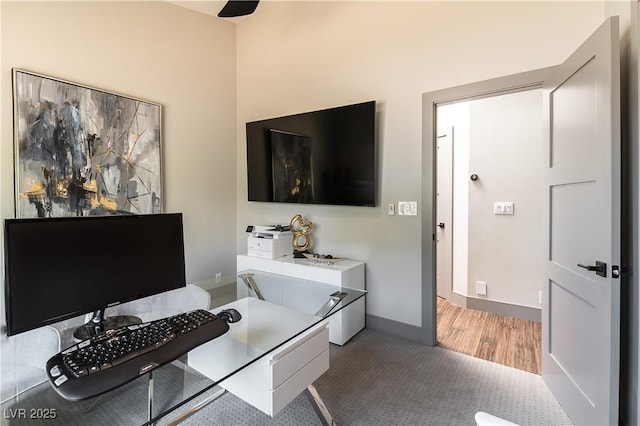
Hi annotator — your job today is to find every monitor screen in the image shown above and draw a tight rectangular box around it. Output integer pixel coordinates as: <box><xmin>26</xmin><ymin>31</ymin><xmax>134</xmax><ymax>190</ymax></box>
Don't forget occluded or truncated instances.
<box><xmin>3</xmin><ymin>213</ymin><xmax>186</xmax><ymax>336</ymax></box>
<box><xmin>246</xmin><ymin>101</ymin><xmax>377</xmax><ymax>206</ymax></box>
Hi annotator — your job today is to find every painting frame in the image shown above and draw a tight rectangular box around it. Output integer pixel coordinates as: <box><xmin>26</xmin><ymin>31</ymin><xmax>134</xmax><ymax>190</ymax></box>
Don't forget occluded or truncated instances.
<box><xmin>12</xmin><ymin>68</ymin><xmax>163</xmax><ymax>218</ymax></box>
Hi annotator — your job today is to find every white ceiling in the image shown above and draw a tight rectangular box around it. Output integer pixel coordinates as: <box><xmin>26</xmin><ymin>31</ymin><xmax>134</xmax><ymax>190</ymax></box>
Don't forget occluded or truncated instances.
<box><xmin>166</xmin><ymin>0</ymin><xmax>260</xmax><ymax>22</ymax></box>
<box><xmin>166</xmin><ymin>1</ymin><xmax>226</xmax><ymax>17</ymax></box>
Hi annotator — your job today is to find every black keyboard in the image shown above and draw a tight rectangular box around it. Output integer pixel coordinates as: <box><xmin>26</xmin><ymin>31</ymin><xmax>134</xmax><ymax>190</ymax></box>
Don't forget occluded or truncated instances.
<box><xmin>46</xmin><ymin>309</ymin><xmax>232</xmax><ymax>401</ymax></box>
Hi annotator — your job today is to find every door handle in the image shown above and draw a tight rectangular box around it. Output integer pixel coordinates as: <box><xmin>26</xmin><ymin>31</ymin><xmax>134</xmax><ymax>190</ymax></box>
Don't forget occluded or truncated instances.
<box><xmin>437</xmin><ymin>223</ymin><xmax>445</xmax><ymax>229</ymax></box>
<box><xmin>577</xmin><ymin>261</ymin><xmax>607</xmax><ymax>278</ymax></box>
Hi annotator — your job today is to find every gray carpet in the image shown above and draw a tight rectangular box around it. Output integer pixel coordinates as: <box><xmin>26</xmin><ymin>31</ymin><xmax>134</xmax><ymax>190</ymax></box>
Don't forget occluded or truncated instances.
<box><xmin>175</xmin><ymin>329</ymin><xmax>572</xmax><ymax>426</ymax></box>
<box><xmin>1</xmin><ymin>329</ymin><xmax>570</xmax><ymax>425</ymax></box>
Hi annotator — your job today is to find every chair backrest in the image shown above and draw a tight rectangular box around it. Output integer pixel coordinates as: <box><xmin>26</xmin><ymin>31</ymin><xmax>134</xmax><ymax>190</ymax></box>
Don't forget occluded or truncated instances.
<box><xmin>1</xmin><ymin>326</ymin><xmax>61</xmax><ymax>403</ymax></box>
<box><xmin>161</xmin><ymin>284</ymin><xmax>211</xmax><ymax>315</ymax></box>
<box><xmin>475</xmin><ymin>412</ymin><xmax>519</xmax><ymax>426</ymax></box>
<box><xmin>106</xmin><ymin>284</ymin><xmax>211</xmax><ymax>322</ymax></box>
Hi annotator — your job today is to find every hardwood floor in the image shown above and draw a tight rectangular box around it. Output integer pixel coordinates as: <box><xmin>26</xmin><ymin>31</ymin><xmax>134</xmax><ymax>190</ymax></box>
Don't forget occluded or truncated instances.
<box><xmin>436</xmin><ymin>297</ymin><xmax>542</xmax><ymax>375</ymax></box>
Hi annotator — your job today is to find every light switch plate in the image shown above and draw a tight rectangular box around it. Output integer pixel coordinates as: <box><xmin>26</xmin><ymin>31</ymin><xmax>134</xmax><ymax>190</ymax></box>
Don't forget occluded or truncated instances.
<box><xmin>493</xmin><ymin>201</ymin><xmax>514</xmax><ymax>215</ymax></box>
<box><xmin>398</xmin><ymin>201</ymin><xmax>418</xmax><ymax>216</ymax></box>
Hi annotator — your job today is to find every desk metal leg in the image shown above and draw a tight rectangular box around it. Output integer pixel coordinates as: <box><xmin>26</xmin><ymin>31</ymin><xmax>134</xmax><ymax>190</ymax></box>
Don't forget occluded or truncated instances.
<box><xmin>314</xmin><ymin>291</ymin><xmax>348</xmax><ymax>318</ymax></box>
<box><xmin>164</xmin><ymin>388</ymin><xmax>227</xmax><ymax>426</ymax></box>
<box><xmin>239</xmin><ymin>273</ymin><xmax>265</xmax><ymax>300</ymax></box>
<box><xmin>305</xmin><ymin>384</ymin><xmax>337</xmax><ymax>426</ymax></box>
<box><xmin>148</xmin><ymin>371</ymin><xmax>154</xmax><ymax>425</ymax></box>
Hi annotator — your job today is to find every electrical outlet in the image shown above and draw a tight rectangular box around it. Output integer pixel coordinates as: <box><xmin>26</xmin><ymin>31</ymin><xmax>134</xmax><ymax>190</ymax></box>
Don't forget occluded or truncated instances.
<box><xmin>476</xmin><ymin>281</ymin><xmax>487</xmax><ymax>296</ymax></box>
<box><xmin>538</xmin><ymin>291</ymin><xmax>543</xmax><ymax>305</ymax></box>
<box><xmin>215</xmin><ymin>273</ymin><xmax>222</xmax><ymax>284</ymax></box>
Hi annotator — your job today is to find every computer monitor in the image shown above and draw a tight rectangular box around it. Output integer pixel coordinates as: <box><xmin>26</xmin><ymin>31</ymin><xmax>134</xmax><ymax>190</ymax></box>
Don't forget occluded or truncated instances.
<box><xmin>3</xmin><ymin>213</ymin><xmax>186</xmax><ymax>339</ymax></box>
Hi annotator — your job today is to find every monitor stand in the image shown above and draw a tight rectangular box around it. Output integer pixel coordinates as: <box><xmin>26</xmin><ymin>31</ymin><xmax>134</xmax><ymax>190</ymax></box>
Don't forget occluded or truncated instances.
<box><xmin>73</xmin><ymin>309</ymin><xmax>142</xmax><ymax>340</ymax></box>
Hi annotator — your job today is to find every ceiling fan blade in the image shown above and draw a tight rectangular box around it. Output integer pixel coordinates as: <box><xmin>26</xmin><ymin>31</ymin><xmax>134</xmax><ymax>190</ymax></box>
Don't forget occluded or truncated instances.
<box><xmin>218</xmin><ymin>1</ymin><xmax>259</xmax><ymax>18</ymax></box>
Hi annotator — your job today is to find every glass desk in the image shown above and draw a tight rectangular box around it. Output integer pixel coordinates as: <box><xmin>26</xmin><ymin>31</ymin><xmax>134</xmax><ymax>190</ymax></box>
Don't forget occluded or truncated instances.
<box><xmin>1</xmin><ymin>270</ymin><xmax>366</xmax><ymax>425</ymax></box>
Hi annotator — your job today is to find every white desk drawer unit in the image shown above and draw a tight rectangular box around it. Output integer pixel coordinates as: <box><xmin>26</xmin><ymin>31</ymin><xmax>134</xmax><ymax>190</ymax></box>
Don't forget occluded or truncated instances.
<box><xmin>188</xmin><ymin>298</ymin><xmax>329</xmax><ymax>417</ymax></box>
<box><xmin>217</xmin><ymin>320</ymin><xmax>329</xmax><ymax>417</ymax></box>
<box><xmin>271</xmin><ymin>324</ymin><xmax>328</xmax><ymax>387</ymax></box>
<box><xmin>237</xmin><ymin>254</ymin><xmax>365</xmax><ymax>345</ymax></box>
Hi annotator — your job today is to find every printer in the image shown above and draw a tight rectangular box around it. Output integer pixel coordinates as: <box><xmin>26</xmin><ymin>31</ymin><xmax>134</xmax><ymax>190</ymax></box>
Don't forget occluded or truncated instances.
<box><xmin>247</xmin><ymin>225</ymin><xmax>293</xmax><ymax>259</ymax></box>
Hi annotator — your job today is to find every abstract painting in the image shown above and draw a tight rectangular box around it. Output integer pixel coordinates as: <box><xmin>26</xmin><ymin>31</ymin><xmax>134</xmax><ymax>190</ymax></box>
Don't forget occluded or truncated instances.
<box><xmin>12</xmin><ymin>69</ymin><xmax>162</xmax><ymax>218</ymax></box>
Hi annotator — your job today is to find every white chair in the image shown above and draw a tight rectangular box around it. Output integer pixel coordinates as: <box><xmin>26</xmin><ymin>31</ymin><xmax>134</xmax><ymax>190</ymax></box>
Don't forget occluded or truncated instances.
<box><xmin>475</xmin><ymin>411</ymin><xmax>519</xmax><ymax>426</ymax></box>
<box><xmin>1</xmin><ymin>326</ymin><xmax>61</xmax><ymax>403</ymax></box>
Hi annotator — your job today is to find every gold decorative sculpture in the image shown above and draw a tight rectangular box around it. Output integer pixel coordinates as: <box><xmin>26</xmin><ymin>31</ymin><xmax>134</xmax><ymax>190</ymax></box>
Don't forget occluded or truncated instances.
<box><xmin>290</xmin><ymin>214</ymin><xmax>313</xmax><ymax>254</ymax></box>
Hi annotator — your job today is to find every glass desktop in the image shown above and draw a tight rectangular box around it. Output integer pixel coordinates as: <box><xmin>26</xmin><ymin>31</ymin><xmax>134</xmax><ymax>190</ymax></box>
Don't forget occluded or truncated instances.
<box><xmin>0</xmin><ymin>271</ymin><xmax>366</xmax><ymax>425</ymax></box>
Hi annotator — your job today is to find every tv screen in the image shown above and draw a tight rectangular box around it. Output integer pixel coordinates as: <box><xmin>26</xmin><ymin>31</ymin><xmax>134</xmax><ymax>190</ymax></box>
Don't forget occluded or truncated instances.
<box><xmin>3</xmin><ymin>213</ymin><xmax>186</xmax><ymax>336</ymax></box>
<box><xmin>246</xmin><ymin>101</ymin><xmax>376</xmax><ymax>206</ymax></box>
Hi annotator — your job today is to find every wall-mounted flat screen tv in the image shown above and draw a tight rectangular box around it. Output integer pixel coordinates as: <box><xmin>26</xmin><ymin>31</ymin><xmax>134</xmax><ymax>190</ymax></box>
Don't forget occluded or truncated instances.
<box><xmin>246</xmin><ymin>101</ymin><xmax>376</xmax><ymax>207</ymax></box>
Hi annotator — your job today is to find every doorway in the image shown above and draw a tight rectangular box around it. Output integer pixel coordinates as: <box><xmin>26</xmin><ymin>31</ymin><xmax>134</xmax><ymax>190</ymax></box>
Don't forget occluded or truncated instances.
<box><xmin>434</xmin><ymin>88</ymin><xmax>545</xmax><ymax>374</ymax></box>
<box><xmin>420</xmin><ymin>69</ymin><xmax>553</xmax><ymax>353</ymax></box>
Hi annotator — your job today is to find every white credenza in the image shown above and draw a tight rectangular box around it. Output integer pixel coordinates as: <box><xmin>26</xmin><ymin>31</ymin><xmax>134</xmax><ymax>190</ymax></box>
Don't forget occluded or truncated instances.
<box><xmin>237</xmin><ymin>254</ymin><xmax>366</xmax><ymax>345</ymax></box>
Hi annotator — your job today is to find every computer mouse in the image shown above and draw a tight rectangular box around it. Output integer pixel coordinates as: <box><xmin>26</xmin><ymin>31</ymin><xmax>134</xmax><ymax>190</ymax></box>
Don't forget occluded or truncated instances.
<box><xmin>217</xmin><ymin>308</ymin><xmax>242</xmax><ymax>324</ymax></box>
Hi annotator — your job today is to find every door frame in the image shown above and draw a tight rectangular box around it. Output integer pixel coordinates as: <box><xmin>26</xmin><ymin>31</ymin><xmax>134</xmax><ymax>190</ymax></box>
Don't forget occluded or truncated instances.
<box><xmin>421</xmin><ymin>67</ymin><xmax>555</xmax><ymax>346</ymax></box>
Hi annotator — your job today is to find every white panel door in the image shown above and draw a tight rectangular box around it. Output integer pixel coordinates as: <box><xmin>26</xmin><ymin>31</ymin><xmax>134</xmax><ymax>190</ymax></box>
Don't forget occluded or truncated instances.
<box><xmin>543</xmin><ymin>17</ymin><xmax>621</xmax><ymax>426</ymax></box>
<box><xmin>436</xmin><ymin>128</ymin><xmax>453</xmax><ymax>301</ymax></box>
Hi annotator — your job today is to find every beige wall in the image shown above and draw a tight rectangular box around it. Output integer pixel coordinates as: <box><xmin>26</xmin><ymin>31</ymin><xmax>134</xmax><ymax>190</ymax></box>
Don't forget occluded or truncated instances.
<box><xmin>0</xmin><ymin>1</ymin><xmax>238</xmax><ymax>290</ymax></box>
<box><xmin>235</xmin><ymin>1</ymin><xmax>605</xmax><ymax>326</ymax></box>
